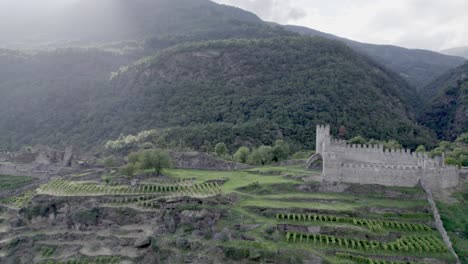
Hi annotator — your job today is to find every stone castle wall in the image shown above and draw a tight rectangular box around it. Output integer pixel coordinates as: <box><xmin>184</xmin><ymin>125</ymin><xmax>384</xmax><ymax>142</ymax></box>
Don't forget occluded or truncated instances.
<box><xmin>314</xmin><ymin>125</ymin><xmax>460</xmax><ymax>191</ymax></box>
<box><xmin>0</xmin><ymin>148</ymin><xmax>72</xmax><ymax>178</ymax></box>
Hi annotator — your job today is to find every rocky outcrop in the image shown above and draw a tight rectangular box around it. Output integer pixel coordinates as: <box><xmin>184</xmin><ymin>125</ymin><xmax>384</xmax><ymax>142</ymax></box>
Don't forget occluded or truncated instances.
<box><xmin>170</xmin><ymin>151</ymin><xmax>252</xmax><ymax>171</ymax></box>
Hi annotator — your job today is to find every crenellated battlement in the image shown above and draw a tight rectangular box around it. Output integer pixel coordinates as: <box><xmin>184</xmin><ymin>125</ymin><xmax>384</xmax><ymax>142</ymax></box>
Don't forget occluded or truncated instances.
<box><xmin>312</xmin><ymin>124</ymin><xmax>460</xmax><ymax>191</ymax></box>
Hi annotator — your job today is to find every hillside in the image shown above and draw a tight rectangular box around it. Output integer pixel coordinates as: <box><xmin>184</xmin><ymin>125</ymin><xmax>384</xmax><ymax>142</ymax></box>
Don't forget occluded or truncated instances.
<box><xmin>420</xmin><ymin>62</ymin><xmax>468</xmax><ymax>140</ymax></box>
<box><xmin>285</xmin><ymin>25</ymin><xmax>466</xmax><ymax>93</ymax></box>
<box><xmin>0</xmin><ymin>0</ymin><xmax>264</xmax><ymax>46</ymax></box>
<box><xmin>99</xmin><ymin>37</ymin><xmax>433</xmax><ymax>151</ymax></box>
<box><xmin>0</xmin><ymin>38</ymin><xmax>436</xmax><ymax>151</ymax></box>
<box><xmin>441</xmin><ymin>46</ymin><xmax>468</xmax><ymax>59</ymax></box>
<box><xmin>0</xmin><ymin>48</ymin><xmax>131</xmax><ymax>149</ymax></box>
<box><xmin>0</xmin><ymin>0</ymin><xmax>460</xmax><ymax>152</ymax></box>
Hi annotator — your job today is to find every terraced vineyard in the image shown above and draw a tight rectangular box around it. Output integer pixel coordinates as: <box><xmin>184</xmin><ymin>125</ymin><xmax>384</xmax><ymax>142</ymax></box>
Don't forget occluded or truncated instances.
<box><xmin>0</xmin><ymin>175</ymin><xmax>34</xmax><ymax>191</ymax></box>
<box><xmin>0</xmin><ymin>165</ymin><xmax>463</xmax><ymax>263</ymax></box>
<box><xmin>38</xmin><ymin>178</ymin><xmax>221</xmax><ymax>198</ymax></box>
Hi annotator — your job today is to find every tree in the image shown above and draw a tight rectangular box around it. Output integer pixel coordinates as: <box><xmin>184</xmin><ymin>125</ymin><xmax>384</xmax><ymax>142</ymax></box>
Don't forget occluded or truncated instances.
<box><xmin>445</xmin><ymin>157</ymin><xmax>462</xmax><ymax>167</ymax></box>
<box><xmin>272</xmin><ymin>140</ymin><xmax>290</xmax><ymax>162</ymax></box>
<box><xmin>383</xmin><ymin>140</ymin><xmax>402</xmax><ymax>150</ymax></box>
<box><xmin>248</xmin><ymin>146</ymin><xmax>273</xmax><ymax>165</ymax></box>
<box><xmin>455</xmin><ymin>133</ymin><xmax>468</xmax><ymax>144</ymax></box>
<box><xmin>128</xmin><ymin>152</ymin><xmax>140</xmax><ymax>164</ymax></box>
<box><xmin>121</xmin><ymin>163</ymin><xmax>136</xmax><ymax>177</ymax></box>
<box><xmin>349</xmin><ymin>136</ymin><xmax>367</xmax><ymax>145</ymax></box>
<box><xmin>214</xmin><ymin>142</ymin><xmax>228</xmax><ymax>157</ymax></box>
<box><xmin>368</xmin><ymin>139</ymin><xmax>381</xmax><ymax>146</ymax></box>
<box><xmin>415</xmin><ymin>145</ymin><xmax>426</xmax><ymax>153</ymax></box>
<box><xmin>338</xmin><ymin>125</ymin><xmax>346</xmax><ymax>139</ymax></box>
<box><xmin>139</xmin><ymin>149</ymin><xmax>172</xmax><ymax>175</ymax></box>
<box><xmin>103</xmin><ymin>155</ymin><xmax>116</xmax><ymax>168</ymax></box>
<box><xmin>233</xmin><ymin>147</ymin><xmax>250</xmax><ymax>163</ymax></box>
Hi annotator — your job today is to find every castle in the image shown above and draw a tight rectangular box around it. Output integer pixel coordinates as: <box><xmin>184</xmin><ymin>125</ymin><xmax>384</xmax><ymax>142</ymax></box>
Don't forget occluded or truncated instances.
<box><xmin>310</xmin><ymin>125</ymin><xmax>460</xmax><ymax>191</ymax></box>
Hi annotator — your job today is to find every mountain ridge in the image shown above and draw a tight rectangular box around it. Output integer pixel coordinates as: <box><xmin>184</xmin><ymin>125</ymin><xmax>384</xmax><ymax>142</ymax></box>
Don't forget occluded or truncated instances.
<box><xmin>441</xmin><ymin>46</ymin><xmax>468</xmax><ymax>59</ymax></box>
<box><xmin>285</xmin><ymin>25</ymin><xmax>466</xmax><ymax>92</ymax></box>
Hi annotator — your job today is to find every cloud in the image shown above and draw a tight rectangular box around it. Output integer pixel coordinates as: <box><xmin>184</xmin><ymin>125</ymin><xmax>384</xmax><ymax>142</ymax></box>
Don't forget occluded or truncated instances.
<box><xmin>212</xmin><ymin>0</ymin><xmax>468</xmax><ymax>50</ymax></box>
<box><xmin>216</xmin><ymin>0</ymin><xmax>306</xmax><ymax>23</ymax></box>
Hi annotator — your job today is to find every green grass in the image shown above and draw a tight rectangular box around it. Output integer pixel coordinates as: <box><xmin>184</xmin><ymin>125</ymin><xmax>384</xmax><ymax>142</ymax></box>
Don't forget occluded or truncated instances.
<box><xmin>246</xmin><ymin>165</ymin><xmax>319</xmax><ymax>177</ymax></box>
<box><xmin>164</xmin><ymin>168</ymin><xmax>301</xmax><ymax>193</ymax></box>
<box><xmin>437</xmin><ymin>188</ymin><xmax>468</xmax><ymax>264</ymax></box>
<box><xmin>0</xmin><ymin>175</ymin><xmax>34</xmax><ymax>191</ymax></box>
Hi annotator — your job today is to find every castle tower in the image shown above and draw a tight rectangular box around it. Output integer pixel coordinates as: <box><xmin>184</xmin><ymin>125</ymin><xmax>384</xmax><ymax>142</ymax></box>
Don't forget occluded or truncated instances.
<box><xmin>316</xmin><ymin>125</ymin><xmax>330</xmax><ymax>155</ymax></box>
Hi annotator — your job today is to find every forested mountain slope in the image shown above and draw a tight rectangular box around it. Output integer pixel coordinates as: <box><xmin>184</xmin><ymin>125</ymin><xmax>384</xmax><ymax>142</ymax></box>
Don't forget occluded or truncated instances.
<box><xmin>286</xmin><ymin>25</ymin><xmax>466</xmax><ymax>93</ymax></box>
<box><xmin>0</xmin><ymin>38</ymin><xmax>435</xmax><ymax>151</ymax></box>
<box><xmin>420</xmin><ymin>62</ymin><xmax>468</xmax><ymax>140</ymax></box>
<box><xmin>99</xmin><ymin>38</ymin><xmax>434</xmax><ymax>150</ymax></box>
<box><xmin>0</xmin><ymin>0</ymin><xmax>460</xmax><ymax>152</ymax></box>
<box><xmin>0</xmin><ymin>48</ymin><xmax>131</xmax><ymax>149</ymax></box>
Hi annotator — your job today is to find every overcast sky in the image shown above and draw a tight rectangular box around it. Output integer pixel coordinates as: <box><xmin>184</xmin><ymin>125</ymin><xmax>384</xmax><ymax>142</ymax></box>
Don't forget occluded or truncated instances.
<box><xmin>213</xmin><ymin>0</ymin><xmax>468</xmax><ymax>51</ymax></box>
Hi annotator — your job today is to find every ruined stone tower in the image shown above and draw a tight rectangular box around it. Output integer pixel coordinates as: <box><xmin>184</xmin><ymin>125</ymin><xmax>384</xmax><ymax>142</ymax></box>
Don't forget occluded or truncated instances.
<box><xmin>315</xmin><ymin>124</ymin><xmax>330</xmax><ymax>155</ymax></box>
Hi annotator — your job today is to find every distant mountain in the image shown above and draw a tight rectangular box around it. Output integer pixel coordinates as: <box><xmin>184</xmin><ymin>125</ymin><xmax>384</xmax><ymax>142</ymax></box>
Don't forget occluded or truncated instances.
<box><xmin>420</xmin><ymin>62</ymin><xmax>468</xmax><ymax>140</ymax></box>
<box><xmin>285</xmin><ymin>25</ymin><xmax>466</xmax><ymax>92</ymax></box>
<box><xmin>441</xmin><ymin>46</ymin><xmax>468</xmax><ymax>59</ymax></box>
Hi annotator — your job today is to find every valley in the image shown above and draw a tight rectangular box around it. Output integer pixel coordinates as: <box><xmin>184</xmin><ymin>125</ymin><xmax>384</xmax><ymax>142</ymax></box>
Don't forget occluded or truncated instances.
<box><xmin>0</xmin><ymin>0</ymin><xmax>466</xmax><ymax>263</ymax></box>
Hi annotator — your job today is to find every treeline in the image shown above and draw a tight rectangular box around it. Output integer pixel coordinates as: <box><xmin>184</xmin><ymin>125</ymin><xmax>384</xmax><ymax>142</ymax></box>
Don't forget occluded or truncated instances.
<box><xmin>105</xmin><ymin>130</ymin><xmax>312</xmax><ymax>166</ymax></box>
<box><xmin>212</xmin><ymin>140</ymin><xmax>312</xmax><ymax>165</ymax></box>
<box><xmin>0</xmin><ymin>33</ymin><xmax>438</xmax><ymax>152</ymax></box>
<box><xmin>348</xmin><ymin>133</ymin><xmax>468</xmax><ymax>166</ymax></box>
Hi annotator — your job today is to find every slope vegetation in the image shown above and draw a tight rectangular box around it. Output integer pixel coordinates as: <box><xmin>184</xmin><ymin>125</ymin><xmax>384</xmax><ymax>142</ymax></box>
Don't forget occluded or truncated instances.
<box><xmin>420</xmin><ymin>62</ymin><xmax>468</xmax><ymax>140</ymax></box>
<box><xmin>286</xmin><ymin>25</ymin><xmax>466</xmax><ymax>93</ymax></box>
<box><xmin>102</xmin><ymin>37</ymin><xmax>433</xmax><ymax>150</ymax></box>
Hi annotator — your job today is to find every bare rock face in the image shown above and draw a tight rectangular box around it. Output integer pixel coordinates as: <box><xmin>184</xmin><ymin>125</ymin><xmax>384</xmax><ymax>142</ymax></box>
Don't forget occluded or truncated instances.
<box><xmin>134</xmin><ymin>237</ymin><xmax>151</xmax><ymax>248</ymax></box>
<box><xmin>170</xmin><ymin>151</ymin><xmax>252</xmax><ymax>171</ymax></box>
<box><xmin>140</xmin><ymin>251</ymin><xmax>161</xmax><ymax>264</ymax></box>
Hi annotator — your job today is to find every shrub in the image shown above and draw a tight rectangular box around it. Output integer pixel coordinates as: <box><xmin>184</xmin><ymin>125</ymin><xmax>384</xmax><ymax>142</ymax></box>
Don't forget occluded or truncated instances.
<box><xmin>215</xmin><ymin>142</ymin><xmax>228</xmax><ymax>157</ymax></box>
<box><xmin>291</xmin><ymin>150</ymin><xmax>314</xmax><ymax>159</ymax></box>
<box><xmin>138</xmin><ymin>149</ymin><xmax>172</xmax><ymax>175</ymax></box>
<box><xmin>121</xmin><ymin>163</ymin><xmax>136</xmax><ymax>176</ymax></box>
<box><xmin>233</xmin><ymin>146</ymin><xmax>250</xmax><ymax>163</ymax></box>
<box><xmin>248</xmin><ymin>146</ymin><xmax>273</xmax><ymax>165</ymax></box>
<box><xmin>103</xmin><ymin>155</ymin><xmax>117</xmax><ymax>167</ymax></box>
<box><xmin>272</xmin><ymin>140</ymin><xmax>290</xmax><ymax>162</ymax></box>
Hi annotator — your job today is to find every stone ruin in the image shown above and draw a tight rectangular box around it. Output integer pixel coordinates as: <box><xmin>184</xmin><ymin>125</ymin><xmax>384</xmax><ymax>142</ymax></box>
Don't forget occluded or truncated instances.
<box><xmin>308</xmin><ymin>125</ymin><xmax>460</xmax><ymax>191</ymax></box>
<box><xmin>0</xmin><ymin>147</ymin><xmax>74</xmax><ymax>178</ymax></box>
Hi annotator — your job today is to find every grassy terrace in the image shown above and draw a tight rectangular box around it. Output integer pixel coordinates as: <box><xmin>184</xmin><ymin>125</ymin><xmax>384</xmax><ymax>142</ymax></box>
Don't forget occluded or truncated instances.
<box><xmin>0</xmin><ymin>165</ymin><xmax>459</xmax><ymax>264</ymax></box>
<box><xmin>162</xmin><ymin>166</ymin><xmax>453</xmax><ymax>263</ymax></box>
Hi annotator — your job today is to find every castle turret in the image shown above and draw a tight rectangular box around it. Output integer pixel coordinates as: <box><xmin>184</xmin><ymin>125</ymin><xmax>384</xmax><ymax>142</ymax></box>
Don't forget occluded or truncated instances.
<box><xmin>316</xmin><ymin>125</ymin><xmax>330</xmax><ymax>155</ymax></box>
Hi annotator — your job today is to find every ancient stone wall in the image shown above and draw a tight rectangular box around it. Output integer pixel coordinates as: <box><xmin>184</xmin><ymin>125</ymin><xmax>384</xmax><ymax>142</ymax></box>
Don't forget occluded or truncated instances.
<box><xmin>169</xmin><ymin>152</ymin><xmax>252</xmax><ymax>171</ymax></box>
<box><xmin>314</xmin><ymin>125</ymin><xmax>460</xmax><ymax>191</ymax></box>
<box><xmin>0</xmin><ymin>162</ymin><xmax>60</xmax><ymax>178</ymax></box>
<box><xmin>0</xmin><ymin>148</ymin><xmax>72</xmax><ymax>178</ymax></box>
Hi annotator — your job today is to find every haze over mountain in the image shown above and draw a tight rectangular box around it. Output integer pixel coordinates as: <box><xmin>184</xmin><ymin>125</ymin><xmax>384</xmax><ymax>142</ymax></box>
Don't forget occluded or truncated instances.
<box><xmin>0</xmin><ymin>0</ymin><xmax>262</xmax><ymax>47</ymax></box>
<box><xmin>441</xmin><ymin>46</ymin><xmax>468</xmax><ymax>59</ymax></box>
<box><xmin>0</xmin><ymin>0</ymin><xmax>464</xmax><ymax>152</ymax></box>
